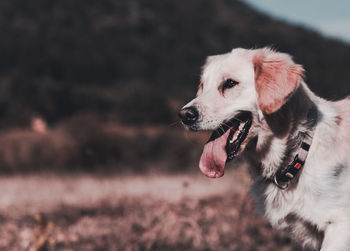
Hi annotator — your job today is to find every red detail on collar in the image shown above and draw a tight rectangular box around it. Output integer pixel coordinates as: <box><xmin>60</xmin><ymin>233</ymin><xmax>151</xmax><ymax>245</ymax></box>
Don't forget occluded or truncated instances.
<box><xmin>294</xmin><ymin>163</ymin><xmax>302</xmax><ymax>169</ymax></box>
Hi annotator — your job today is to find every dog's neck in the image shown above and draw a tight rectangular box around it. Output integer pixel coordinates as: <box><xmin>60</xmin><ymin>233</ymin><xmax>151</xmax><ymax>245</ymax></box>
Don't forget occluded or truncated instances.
<box><xmin>265</xmin><ymin>84</ymin><xmax>316</xmax><ymax>136</ymax></box>
<box><xmin>245</xmin><ymin>83</ymin><xmax>319</xmax><ymax>182</ymax></box>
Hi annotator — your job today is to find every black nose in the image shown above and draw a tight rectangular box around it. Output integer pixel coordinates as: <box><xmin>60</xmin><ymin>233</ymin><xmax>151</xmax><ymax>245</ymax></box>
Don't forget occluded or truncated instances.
<box><xmin>179</xmin><ymin>106</ymin><xmax>199</xmax><ymax>125</ymax></box>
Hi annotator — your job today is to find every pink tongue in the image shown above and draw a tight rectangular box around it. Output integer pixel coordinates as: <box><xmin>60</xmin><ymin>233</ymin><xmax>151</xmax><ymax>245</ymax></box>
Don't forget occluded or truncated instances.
<box><xmin>199</xmin><ymin>129</ymin><xmax>231</xmax><ymax>178</ymax></box>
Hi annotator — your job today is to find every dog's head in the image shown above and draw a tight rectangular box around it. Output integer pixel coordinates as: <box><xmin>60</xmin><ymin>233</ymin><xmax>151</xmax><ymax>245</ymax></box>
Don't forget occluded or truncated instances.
<box><xmin>179</xmin><ymin>47</ymin><xmax>304</xmax><ymax>178</ymax></box>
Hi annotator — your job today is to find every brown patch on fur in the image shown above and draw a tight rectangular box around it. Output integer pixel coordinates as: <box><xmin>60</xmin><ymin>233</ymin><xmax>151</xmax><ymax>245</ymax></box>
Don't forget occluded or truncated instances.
<box><xmin>253</xmin><ymin>49</ymin><xmax>304</xmax><ymax>115</ymax></box>
<box><xmin>282</xmin><ymin>213</ymin><xmax>324</xmax><ymax>250</ymax></box>
<box><xmin>264</xmin><ymin>109</ymin><xmax>291</xmax><ymax>137</ymax></box>
<box><xmin>335</xmin><ymin>115</ymin><xmax>342</xmax><ymax>126</ymax></box>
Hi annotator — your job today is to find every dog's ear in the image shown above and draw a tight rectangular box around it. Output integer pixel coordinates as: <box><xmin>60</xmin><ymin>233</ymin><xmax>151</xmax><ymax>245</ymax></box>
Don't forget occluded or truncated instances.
<box><xmin>253</xmin><ymin>48</ymin><xmax>304</xmax><ymax>114</ymax></box>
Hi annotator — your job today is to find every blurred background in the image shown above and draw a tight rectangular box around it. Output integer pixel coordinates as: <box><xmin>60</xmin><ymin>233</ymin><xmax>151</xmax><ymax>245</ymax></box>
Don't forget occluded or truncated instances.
<box><xmin>1</xmin><ymin>0</ymin><xmax>350</xmax><ymax>250</ymax></box>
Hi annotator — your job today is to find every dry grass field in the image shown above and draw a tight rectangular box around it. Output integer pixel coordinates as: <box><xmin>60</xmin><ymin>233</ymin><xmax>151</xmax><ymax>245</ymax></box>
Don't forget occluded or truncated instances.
<box><xmin>0</xmin><ymin>168</ymin><xmax>301</xmax><ymax>251</ymax></box>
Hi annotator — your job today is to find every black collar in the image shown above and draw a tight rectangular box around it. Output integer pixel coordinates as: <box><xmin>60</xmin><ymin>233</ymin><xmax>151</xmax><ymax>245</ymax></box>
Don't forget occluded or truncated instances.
<box><xmin>273</xmin><ymin>130</ymin><xmax>315</xmax><ymax>190</ymax></box>
<box><xmin>272</xmin><ymin>107</ymin><xmax>318</xmax><ymax>190</ymax></box>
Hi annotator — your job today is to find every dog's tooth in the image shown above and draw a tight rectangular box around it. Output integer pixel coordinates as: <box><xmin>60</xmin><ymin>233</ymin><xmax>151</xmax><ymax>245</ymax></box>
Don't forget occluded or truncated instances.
<box><xmin>239</xmin><ymin>122</ymin><xmax>245</xmax><ymax>131</ymax></box>
<box><xmin>229</xmin><ymin>131</ymin><xmax>237</xmax><ymax>143</ymax></box>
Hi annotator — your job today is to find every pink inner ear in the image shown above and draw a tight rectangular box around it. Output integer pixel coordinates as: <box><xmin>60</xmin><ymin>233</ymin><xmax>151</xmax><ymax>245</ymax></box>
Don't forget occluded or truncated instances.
<box><xmin>254</xmin><ymin>52</ymin><xmax>304</xmax><ymax>114</ymax></box>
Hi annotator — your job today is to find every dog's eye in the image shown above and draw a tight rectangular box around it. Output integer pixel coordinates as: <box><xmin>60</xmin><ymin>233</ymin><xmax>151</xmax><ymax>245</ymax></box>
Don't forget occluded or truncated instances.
<box><xmin>222</xmin><ymin>79</ymin><xmax>239</xmax><ymax>90</ymax></box>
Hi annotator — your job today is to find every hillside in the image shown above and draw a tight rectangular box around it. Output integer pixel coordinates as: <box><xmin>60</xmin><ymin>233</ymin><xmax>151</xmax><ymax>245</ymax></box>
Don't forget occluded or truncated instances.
<box><xmin>0</xmin><ymin>0</ymin><xmax>349</xmax><ymax>127</ymax></box>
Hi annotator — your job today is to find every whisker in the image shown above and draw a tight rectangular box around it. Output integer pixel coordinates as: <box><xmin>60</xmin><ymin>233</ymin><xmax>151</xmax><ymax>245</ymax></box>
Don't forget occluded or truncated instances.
<box><xmin>231</xmin><ymin>117</ymin><xmax>244</xmax><ymax>123</ymax></box>
<box><xmin>221</xmin><ymin>122</ymin><xmax>231</xmax><ymax>128</ymax></box>
<box><xmin>220</xmin><ymin>118</ymin><xmax>243</xmax><ymax>132</ymax></box>
<box><xmin>221</xmin><ymin>121</ymin><xmax>235</xmax><ymax>130</ymax></box>
<box><xmin>169</xmin><ymin>120</ymin><xmax>181</xmax><ymax>127</ymax></box>
<box><xmin>218</xmin><ymin>125</ymin><xmax>226</xmax><ymax>135</ymax></box>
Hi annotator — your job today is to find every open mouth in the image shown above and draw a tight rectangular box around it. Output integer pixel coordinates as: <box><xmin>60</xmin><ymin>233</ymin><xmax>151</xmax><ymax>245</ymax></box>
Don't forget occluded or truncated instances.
<box><xmin>199</xmin><ymin>112</ymin><xmax>252</xmax><ymax>178</ymax></box>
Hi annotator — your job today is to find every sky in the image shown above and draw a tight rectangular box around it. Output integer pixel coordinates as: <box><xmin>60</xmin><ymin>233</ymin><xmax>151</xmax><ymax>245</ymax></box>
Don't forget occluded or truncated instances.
<box><xmin>242</xmin><ymin>0</ymin><xmax>350</xmax><ymax>43</ymax></box>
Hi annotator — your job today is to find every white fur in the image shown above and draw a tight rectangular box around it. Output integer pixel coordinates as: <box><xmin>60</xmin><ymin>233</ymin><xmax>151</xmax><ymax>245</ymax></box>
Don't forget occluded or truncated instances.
<box><xmin>182</xmin><ymin>47</ymin><xmax>350</xmax><ymax>250</ymax></box>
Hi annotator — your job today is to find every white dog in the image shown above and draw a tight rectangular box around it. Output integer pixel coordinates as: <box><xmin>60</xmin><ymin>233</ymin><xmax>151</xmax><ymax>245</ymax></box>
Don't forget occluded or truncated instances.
<box><xmin>179</xmin><ymin>47</ymin><xmax>350</xmax><ymax>250</ymax></box>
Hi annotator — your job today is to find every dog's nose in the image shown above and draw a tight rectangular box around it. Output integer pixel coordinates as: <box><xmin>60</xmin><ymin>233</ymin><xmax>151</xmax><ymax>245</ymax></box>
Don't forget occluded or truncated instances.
<box><xmin>179</xmin><ymin>106</ymin><xmax>199</xmax><ymax>125</ymax></box>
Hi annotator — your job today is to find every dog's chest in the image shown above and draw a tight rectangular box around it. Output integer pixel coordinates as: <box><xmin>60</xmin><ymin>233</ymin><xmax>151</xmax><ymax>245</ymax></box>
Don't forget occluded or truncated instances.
<box><xmin>251</xmin><ymin>181</ymin><xmax>325</xmax><ymax>250</ymax></box>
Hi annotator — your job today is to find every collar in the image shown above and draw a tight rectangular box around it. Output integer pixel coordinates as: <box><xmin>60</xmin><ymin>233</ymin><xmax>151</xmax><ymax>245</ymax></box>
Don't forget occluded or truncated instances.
<box><xmin>273</xmin><ymin>126</ymin><xmax>316</xmax><ymax>190</ymax></box>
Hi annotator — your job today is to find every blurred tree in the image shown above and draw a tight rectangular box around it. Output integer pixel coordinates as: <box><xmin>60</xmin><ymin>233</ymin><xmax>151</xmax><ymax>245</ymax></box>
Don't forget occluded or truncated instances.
<box><xmin>0</xmin><ymin>0</ymin><xmax>349</xmax><ymax>127</ymax></box>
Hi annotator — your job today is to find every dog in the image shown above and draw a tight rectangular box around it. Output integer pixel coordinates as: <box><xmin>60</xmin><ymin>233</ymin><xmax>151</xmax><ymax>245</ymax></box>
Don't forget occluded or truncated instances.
<box><xmin>179</xmin><ymin>47</ymin><xmax>350</xmax><ymax>250</ymax></box>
